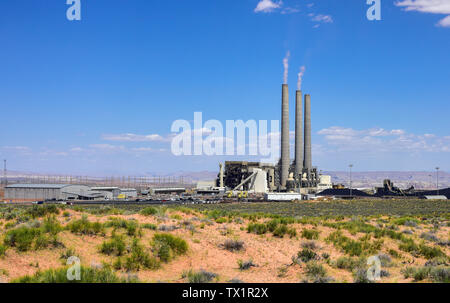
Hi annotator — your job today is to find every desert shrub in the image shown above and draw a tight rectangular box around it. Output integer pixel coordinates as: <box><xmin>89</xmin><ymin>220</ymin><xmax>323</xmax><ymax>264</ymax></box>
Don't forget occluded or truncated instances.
<box><xmin>297</xmin><ymin>249</ymin><xmax>318</xmax><ymax>263</ymax></box>
<box><xmin>113</xmin><ymin>257</ymin><xmax>123</xmax><ymax>270</ymax></box>
<box><xmin>125</xmin><ymin>220</ymin><xmax>140</xmax><ymax>237</ymax></box>
<box><xmin>287</xmin><ymin>227</ymin><xmax>297</xmax><ymax>238</ymax></box>
<box><xmin>305</xmin><ymin>262</ymin><xmax>327</xmax><ymax>280</ymax></box>
<box><xmin>182</xmin><ymin>269</ymin><xmax>217</xmax><ymax>283</ymax></box>
<box><xmin>428</xmin><ymin>266</ymin><xmax>450</xmax><ymax>283</ymax></box>
<box><xmin>100</xmin><ymin>234</ymin><xmax>126</xmax><ymax>256</ymax></box>
<box><xmin>336</xmin><ymin>257</ymin><xmax>362</xmax><ymax>271</ymax></box>
<box><xmin>67</xmin><ymin>215</ymin><xmax>104</xmax><ymax>236</ymax></box>
<box><xmin>158</xmin><ymin>225</ymin><xmax>176</xmax><ymax>232</ymax></box>
<box><xmin>222</xmin><ymin>239</ymin><xmax>244</xmax><ymax>252</ymax></box>
<box><xmin>142</xmin><ymin>223</ymin><xmax>157</xmax><ymax>230</ymax></box>
<box><xmin>388</xmin><ymin>249</ymin><xmax>401</xmax><ymax>258</ymax></box>
<box><xmin>353</xmin><ymin>267</ymin><xmax>372</xmax><ymax>283</ymax></box>
<box><xmin>4</xmin><ymin>226</ymin><xmax>41</xmax><ymax>251</ymax></box>
<box><xmin>237</xmin><ymin>259</ymin><xmax>256</xmax><ymax>270</ymax></box>
<box><xmin>401</xmin><ymin>267</ymin><xmax>416</xmax><ymax>279</ymax></box>
<box><xmin>418</xmin><ymin>244</ymin><xmax>445</xmax><ymax>259</ymax></box>
<box><xmin>62</xmin><ymin>211</ymin><xmax>70</xmax><ymax>217</ymax></box>
<box><xmin>399</xmin><ymin>237</ymin><xmax>419</xmax><ymax>254</ymax></box>
<box><xmin>0</xmin><ymin>244</ymin><xmax>6</xmax><ymax>257</ymax></box>
<box><xmin>215</xmin><ymin>217</ymin><xmax>227</xmax><ymax>224</ymax></box>
<box><xmin>140</xmin><ymin>207</ymin><xmax>158</xmax><ymax>216</ymax></box>
<box><xmin>420</xmin><ymin>232</ymin><xmax>439</xmax><ymax>242</ymax></box>
<box><xmin>153</xmin><ymin>233</ymin><xmax>188</xmax><ymax>256</ymax></box>
<box><xmin>170</xmin><ymin>214</ymin><xmax>182</xmax><ymax>220</ymax></box>
<box><xmin>12</xmin><ymin>266</ymin><xmax>128</xmax><ymax>283</ymax></box>
<box><xmin>34</xmin><ymin>234</ymin><xmax>54</xmax><ymax>250</ymax></box>
<box><xmin>266</xmin><ymin>219</ymin><xmax>280</xmax><ymax>232</ymax></box>
<box><xmin>392</xmin><ymin>217</ymin><xmax>419</xmax><ymax>227</ymax></box>
<box><xmin>124</xmin><ymin>239</ymin><xmax>160</xmax><ymax>271</ymax></box>
<box><xmin>41</xmin><ymin>216</ymin><xmax>62</xmax><ymax>236</ymax></box>
<box><xmin>60</xmin><ymin>248</ymin><xmax>77</xmax><ymax>260</ymax></box>
<box><xmin>301</xmin><ymin>241</ymin><xmax>319</xmax><ymax>250</ymax></box>
<box><xmin>273</xmin><ymin>225</ymin><xmax>288</xmax><ymax>238</ymax></box>
<box><xmin>26</xmin><ymin>205</ymin><xmax>60</xmax><ymax>219</ymax></box>
<box><xmin>301</xmin><ymin>229</ymin><xmax>319</xmax><ymax>240</ymax></box>
<box><xmin>377</xmin><ymin>253</ymin><xmax>393</xmax><ymax>267</ymax></box>
<box><xmin>247</xmin><ymin>223</ymin><xmax>267</xmax><ymax>235</ymax></box>
<box><xmin>424</xmin><ymin>257</ymin><xmax>448</xmax><ymax>267</ymax></box>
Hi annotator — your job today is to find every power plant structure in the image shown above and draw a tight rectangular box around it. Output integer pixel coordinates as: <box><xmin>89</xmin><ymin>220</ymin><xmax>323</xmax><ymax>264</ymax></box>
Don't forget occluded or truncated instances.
<box><xmin>217</xmin><ymin>78</ymin><xmax>326</xmax><ymax>198</ymax></box>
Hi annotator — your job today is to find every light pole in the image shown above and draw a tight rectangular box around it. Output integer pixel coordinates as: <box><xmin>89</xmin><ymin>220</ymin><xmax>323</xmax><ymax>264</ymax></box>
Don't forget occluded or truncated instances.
<box><xmin>435</xmin><ymin>167</ymin><xmax>440</xmax><ymax>196</ymax></box>
<box><xmin>349</xmin><ymin>164</ymin><xmax>353</xmax><ymax>198</ymax></box>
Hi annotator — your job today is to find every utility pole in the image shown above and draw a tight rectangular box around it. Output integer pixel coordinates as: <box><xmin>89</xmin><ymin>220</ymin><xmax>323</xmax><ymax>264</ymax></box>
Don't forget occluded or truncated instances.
<box><xmin>349</xmin><ymin>164</ymin><xmax>353</xmax><ymax>198</ymax></box>
<box><xmin>436</xmin><ymin>167</ymin><xmax>440</xmax><ymax>196</ymax></box>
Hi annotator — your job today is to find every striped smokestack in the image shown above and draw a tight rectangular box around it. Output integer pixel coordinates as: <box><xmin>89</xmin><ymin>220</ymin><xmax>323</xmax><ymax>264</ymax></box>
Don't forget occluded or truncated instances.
<box><xmin>280</xmin><ymin>84</ymin><xmax>290</xmax><ymax>188</ymax></box>
<box><xmin>303</xmin><ymin>94</ymin><xmax>312</xmax><ymax>170</ymax></box>
<box><xmin>295</xmin><ymin>90</ymin><xmax>303</xmax><ymax>178</ymax></box>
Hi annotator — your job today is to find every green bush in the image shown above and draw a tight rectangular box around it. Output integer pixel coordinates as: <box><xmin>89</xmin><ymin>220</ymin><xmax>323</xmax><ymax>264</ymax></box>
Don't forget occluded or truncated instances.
<box><xmin>297</xmin><ymin>249</ymin><xmax>318</xmax><ymax>263</ymax></box>
<box><xmin>273</xmin><ymin>225</ymin><xmax>288</xmax><ymax>238</ymax></box>
<box><xmin>247</xmin><ymin>223</ymin><xmax>267</xmax><ymax>235</ymax></box>
<box><xmin>124</xmin><ymin>239</ymin><xmax>160</xmax><ymax>271</ymax></box>
<box><xmin>4</xmin><ymin>226</ymin><xmax>41</xmax><ymax>251</ymax></box>
<box><xmin>26</xmin><ymin>205</ymin><xmax>60</xmax><ymax>219</ymax></box>
<box><xmin>222</xmin><ymin>239</ymin><xmax>244</xmax><ymax>252</ymax></box>
<box><xmin>12</xmin><ymin>266</ymin><xmax>130</xmax><ymax>283</ymax></box>
<box><xmin>140</xmin><ymin>207</ymin><xmax>158</xmax><ymax>216</ymax></box>
<box><xmin>67</xmin><ymin>215</ymin><xmax>104</xmax><ymax>236</ymax></box>
<box><xmin>301</xmin><ymin>229</ymin><xmax>320</xmax><ymax>240</ymax></box>
<box><xmin>237</xmin><ymin>259</ymin><xmax>256</xmax><ymax>270</ymax></box>
<box><xmin>182</xmin><ymin>269</ymin><xmax>217</xmax><ymax>283</ymax></box>
<box><xmin>0</xmin><ymin>244</ymin><xmax>6</xmax><ymax>257</ymax></box>
<box><xmin>152</xmin><ymin>233</ymin><xmax>188</xmax><ymax>261</ymax></box>
<box><xmin>41</xmin><ymin>216</ymin><xmax>62</xmax><ymax>236</ymax></box>
<box><xmin>336</xmin><ymin>256</ymin><xmax>362</xmax><ymax>271</ymax></box>
<box><xmin>142</xmin><ymin>223</ymin><xmax>157</xmax><ymax>230</ymax></box>
<box><xmin>100</xmin><ymin>234</ymin><xmax>126</xmax><ymax>256</ymax></box>
<box><xmin>305</xmin><ymin>261</ymin><xmax>327</xmax><ymax>279</ymax></box>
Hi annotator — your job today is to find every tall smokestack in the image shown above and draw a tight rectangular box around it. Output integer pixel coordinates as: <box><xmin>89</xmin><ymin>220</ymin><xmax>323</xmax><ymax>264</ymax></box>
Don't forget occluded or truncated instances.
<box><xmin>281</xmin><ymin>84</ymin><xmax>290</xmax><ymax>188</ymax></box>
<box><xmin>295</xmin><ymin>90</ymin><xmax>303</xmax><ymax>178</ymax></box>
<box><xmin>303</xmin><ymin>94</ymin><xmax>312</xmax><ymax>170</ymax></box>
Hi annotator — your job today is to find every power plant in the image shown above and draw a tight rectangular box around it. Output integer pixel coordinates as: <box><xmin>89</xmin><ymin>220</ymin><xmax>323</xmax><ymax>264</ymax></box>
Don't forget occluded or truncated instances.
<box><xmin>217</xmin><ymin>58</ymin><xmax>327</xmax><ymax>199</ymax></box>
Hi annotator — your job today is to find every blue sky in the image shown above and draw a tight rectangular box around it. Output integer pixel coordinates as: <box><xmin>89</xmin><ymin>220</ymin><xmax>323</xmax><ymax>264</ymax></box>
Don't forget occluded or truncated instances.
<box><xmin>0</xmin><ymin>0</ymin><xmax>449</xmax><ymax>175</ymax></box>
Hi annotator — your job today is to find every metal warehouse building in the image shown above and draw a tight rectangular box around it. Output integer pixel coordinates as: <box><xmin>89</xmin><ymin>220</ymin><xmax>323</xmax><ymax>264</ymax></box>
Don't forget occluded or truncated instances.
<box><xmin>4</xmin><ymin>184</ymin><xmax>99</xmax><ymax>202</ymax></box>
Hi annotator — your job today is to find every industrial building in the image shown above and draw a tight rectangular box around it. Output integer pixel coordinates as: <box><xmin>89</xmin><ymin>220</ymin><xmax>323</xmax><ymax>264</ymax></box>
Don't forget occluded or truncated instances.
<box><xmin>216</xmin><ymin>77</ymin><xmax>331</xmax><ymax>198</ymax></box>
<box><xmin>4</xmin><ymin>184</ymin><xmax>103</xmax><ymax>202</ymax></box>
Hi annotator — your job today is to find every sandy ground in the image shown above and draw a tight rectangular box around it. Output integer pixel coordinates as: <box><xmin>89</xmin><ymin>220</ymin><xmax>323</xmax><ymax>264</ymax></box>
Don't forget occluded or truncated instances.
<box><xmin>0</xmin><ymin>209</ymin><xmax>448</xmax><ymax>283</ymax></box>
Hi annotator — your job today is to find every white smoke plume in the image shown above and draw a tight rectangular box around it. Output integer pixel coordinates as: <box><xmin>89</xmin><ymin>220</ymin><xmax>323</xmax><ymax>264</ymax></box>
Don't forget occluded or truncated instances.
<box><xmin>297</xmin><ymin>66</ymin><xmax>306</xmax><ymax>90</ymax></box>
<box><xmin>283</xmin><ymin>51</ymin><xmax>290</xmax><ymax>84</ymax></box>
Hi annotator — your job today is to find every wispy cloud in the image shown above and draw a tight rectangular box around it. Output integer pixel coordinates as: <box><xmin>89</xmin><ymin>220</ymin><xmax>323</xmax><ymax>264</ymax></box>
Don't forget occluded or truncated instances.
<box><xmin>318</xmin><ymin>126</ymin><xmax>450</xmax><ymax>153</ymax></box>
<box><xmin>254</xmin><ymin>0</ymin><xmax>282</xmax><ymax>13</ymax></box>
<box><xmin>309</xmin><ymin>13</ymin><xmax>333</xmax><ymax>24</ymax></box>
<box><xmin>395</xmin><ymin>0</ymin><xmax>450</xmax><ymax>27</ymax></box>
<box><xmin>102</xmin><ymin>133</ymin><xmax>166</xmax><ymax>142</ymax></box>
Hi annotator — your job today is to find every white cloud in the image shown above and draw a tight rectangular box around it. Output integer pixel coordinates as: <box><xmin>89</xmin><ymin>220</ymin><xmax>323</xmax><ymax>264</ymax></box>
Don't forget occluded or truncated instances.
<box><xmin>102</xmin><ymin>133</ymin><xmax>165</xmax><ymax>142</ymax></box>
<box><xmin>437</xmin><ymin>15</ymin><xmax>450</xmax><ymax>27</ymax></box>
<box><xmin>395</xmin><ymin>0</ymin><xmax>450</xmax><ymax>27</ymax></box>
<box><xmin>318</xmin><ymin>126</ymin><xmax>450</xmax><ymax>153</ymax></box>
<box><xmin>310</xmin><ymin>13</ymin><xmax>333</xmax><ymax>23</ymax></box>
<box><xmin>90</xmin><ymin>144</ymin><xmax>125</xmax><ymax>151</ymax></box>
<box><xmin>254</xmin><ymin>0</ymin><xmax>282</xmax><ymax>13</ymax></box>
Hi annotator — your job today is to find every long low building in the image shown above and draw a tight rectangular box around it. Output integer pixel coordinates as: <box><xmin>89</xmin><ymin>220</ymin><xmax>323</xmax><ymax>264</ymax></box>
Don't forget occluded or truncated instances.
<box><xmin>4</xmin><ymin>184</ymin><xmax>103</xmax><ymax>202</ymax></box>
